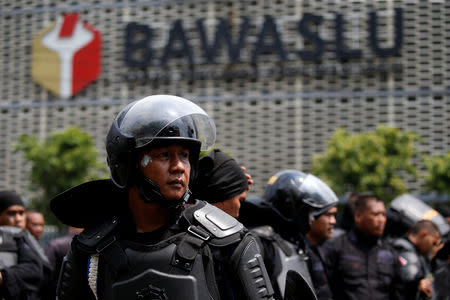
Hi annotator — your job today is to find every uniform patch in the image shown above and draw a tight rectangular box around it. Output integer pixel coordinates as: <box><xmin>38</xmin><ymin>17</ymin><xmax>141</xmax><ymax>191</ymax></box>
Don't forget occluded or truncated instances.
<box><xmin>398</xmin><ymin>255</ymin><xmax>408</xmax><ymax>266</ymax></box>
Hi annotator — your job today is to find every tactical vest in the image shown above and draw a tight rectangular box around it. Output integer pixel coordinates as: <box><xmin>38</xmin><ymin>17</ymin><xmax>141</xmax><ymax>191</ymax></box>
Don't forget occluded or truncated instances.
<box><xmin>62</xmin><ymin>201</ymin><xmax>274</xmax><ymax>300</ymax></box>
<box><xmin>391</xmin><ymin>237</ymin><xmax>430</xmax><ymax>282</ymax></box>
<box><xmin>0</xmin><ymin>226</ymin><xmax>22</xmax><ymax>269</ymax></box>
<box><xmin>251</xmin><ymin>225</ymin><xmax>317</xmax><ymax>300</ymax></box>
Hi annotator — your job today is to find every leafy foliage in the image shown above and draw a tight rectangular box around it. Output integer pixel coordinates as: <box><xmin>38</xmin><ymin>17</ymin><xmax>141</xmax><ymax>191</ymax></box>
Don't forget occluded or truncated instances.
<box><xmin>14</xmin><ymin>127</ymin><xmax>108</xmax><ymax>226</ymax></box>
<box><xmin>311</xmin><ymin>125</ymin><xmax>420</xmax><ymax>202</ymax></box>
<box><xmin>423</xmin><ymin>151</ymin><xmax>450</xmax><ymax>194</ymax></box>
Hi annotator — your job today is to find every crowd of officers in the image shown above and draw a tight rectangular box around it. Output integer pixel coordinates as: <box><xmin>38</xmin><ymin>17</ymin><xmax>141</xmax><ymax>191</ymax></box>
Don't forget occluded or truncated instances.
<box><xmin>0</xmin><ymin>94</ymin><xmax>448</xmax><ymax>300</ymax></box>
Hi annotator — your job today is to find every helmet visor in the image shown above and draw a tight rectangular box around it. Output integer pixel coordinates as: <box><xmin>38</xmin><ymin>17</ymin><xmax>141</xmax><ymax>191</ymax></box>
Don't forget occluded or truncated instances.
<box><xmin>117</xmin><ymin>95</ymin><xmax>216</xmax><ymax>150</ymax></box>
<box><xmin>300</xmin><ymin>174</ymin><xmax>338</xmax><ymax>209</ymax></box>
<box><xmin>390</xmin><ymin>194</ymin><xmax>450</xmax><ymax>236</ymax></box>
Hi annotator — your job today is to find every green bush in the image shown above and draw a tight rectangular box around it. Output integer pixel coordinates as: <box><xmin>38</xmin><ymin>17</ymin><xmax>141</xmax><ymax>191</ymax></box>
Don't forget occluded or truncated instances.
<box><xmin>14</xmin><ymin>126</ymin><xmax>108</xmax><ymax>226</ymax></box>
<box><xmin>312</xmin><ymin>125</ymin><xmax>420</xmax><ymax>203</ymax></box>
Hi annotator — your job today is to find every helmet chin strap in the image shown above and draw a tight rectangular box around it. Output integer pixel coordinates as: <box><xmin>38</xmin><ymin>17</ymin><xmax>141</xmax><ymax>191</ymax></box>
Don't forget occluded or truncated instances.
<box><xmin>137</xmin><ymin>173</ymin><xmax>191</xmax><ymax>209</ymax></box>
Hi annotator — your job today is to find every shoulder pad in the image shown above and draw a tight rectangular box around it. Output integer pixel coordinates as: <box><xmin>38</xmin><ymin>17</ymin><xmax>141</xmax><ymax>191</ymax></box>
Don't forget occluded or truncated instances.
<box><xmin>76</xmin><ymin>217</ymin><xmax>118</xmax><ymax>253</ymax></box>
<box><xmin>251</xmin><ymin>225</ymin><xmax>275</xmax><ymax>239</ymax></box>
<box><xmin>391</xmin><ymin>237</ymin><xmax>415</xmax><ymax>251</ymax></box>
<box><xmin>0</xmin><ymin>226</ymin><xmax>24</xmax><ymax>237</ymax></box>
<box><xmin>0</xmin><ymin>226</ymin><xmax>21</xmax><ymax>252</ymax></box>
<box><xmin>193</xmin><ymin>203</ymin><xmax>244</xmax><ymax>239</ymax></box>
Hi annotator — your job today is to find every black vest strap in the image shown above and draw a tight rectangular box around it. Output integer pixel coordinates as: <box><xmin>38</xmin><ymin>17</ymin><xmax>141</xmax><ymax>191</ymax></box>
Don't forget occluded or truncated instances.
<box><xmin>101</xmin><ymin>241</ymin><xmax>129</xmax><ymax>276</ymax></box>
<box><xmin>171</xmin><ymin>225</ymin><xmax>211</xmax><ymax>271</ymax></box>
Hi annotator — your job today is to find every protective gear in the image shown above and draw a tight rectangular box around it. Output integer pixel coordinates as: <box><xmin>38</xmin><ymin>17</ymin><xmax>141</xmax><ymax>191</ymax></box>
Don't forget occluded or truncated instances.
<box><xmin>390</xmin><ymin>237</ymin><xmax>432</xmax><ymax>300</ymax></box>
<box><xmin>387</xmin><ymin>194</ymin><xmax>450</xmax><ymax>237</ymax></box>
<box><xmin>251</xmin><ymin>226</ymin><xmax>316</xmax><ymax>300</ymax></box>
<box><xmin>106</xmin><ymin>95</ymin><xmax>216</xmax><ymax>207</ymax></box>
<box><xmin>57</xmin><ymin>201</ymin><xmax>274</xmax><ymax>300</ymax></box>
<box><xmin>113</xmin><ymin>269</ymin><xmax>200</xmax><ymax>300</ymax></box>
<box><xmin>323</xmin><ymin>229</ymin><xmax>401</xmax><ymax>300</ymax></box>
<box><xmin>240</xmin><ymin>185</ymin><xmax>327</xmax><ymax>300</ymax></box>
<box><xmin>263</xmin><ymin>170</ymin><xmax>338</xmax><ymax>235</ymax></box>
<box><xmin>0</xmin><ymin>226</ymin><xmax>21</xmax><ymax>269</ymax></box>
<box><xmin>0</xmin><ymin>226</ymin><xmax>44</xmax><ymax>299</ymax></box>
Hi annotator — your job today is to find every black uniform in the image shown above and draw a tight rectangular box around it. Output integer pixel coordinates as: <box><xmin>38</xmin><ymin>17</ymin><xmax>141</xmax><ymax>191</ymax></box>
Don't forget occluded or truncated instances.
<box><xmin>56</xmin><ymin>198</ymin><xmax>274</xmax><ymax>300</ymax></box>
<box><xmin>0</xmin><ymin>226</ymin><xmax>43</xmax><ymax>300</ymax></box>
<box><xmin>390</xmin><ymin>237</ymin><xmax>433</xmax><ymax>300</ymax></box>
<box><xmin>304</xmin><ymin>238</ymin><xmax>333</xmax><ymax>300</ymax></box>
<box><xmin>239</xmin><ymin>170</ymin><xmax>340</xmax><ymax>300</ymax></box>
<box><xmin>323</xmin><ymin>229</ymin><xmax>401</xmax><ymax>300</ymax></box>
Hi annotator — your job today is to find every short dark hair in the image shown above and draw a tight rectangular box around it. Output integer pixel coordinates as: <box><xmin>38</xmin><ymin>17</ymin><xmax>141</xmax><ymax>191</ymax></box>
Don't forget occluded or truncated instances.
<box><xmin>353</xmin><ymin>192</ymin><xmax>383</xmax><ymax>213</ymax></box>
<box><xmin>408</xmin><ymin>220</ymin><xmax>440</xmax><ymax>236</ymax></box>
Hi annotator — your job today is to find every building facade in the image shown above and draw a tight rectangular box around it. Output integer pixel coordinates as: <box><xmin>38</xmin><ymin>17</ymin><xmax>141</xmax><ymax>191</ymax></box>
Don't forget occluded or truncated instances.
<box><xmin>1</xmin><ymin>0</ymin><xmax>449</xmax><ymax>199</ymax></box>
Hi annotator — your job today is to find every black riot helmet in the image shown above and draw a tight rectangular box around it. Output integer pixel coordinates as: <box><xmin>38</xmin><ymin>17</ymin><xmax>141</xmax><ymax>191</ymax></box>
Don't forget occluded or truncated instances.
<box><xmin>106</xmin><ymin>95</ymin><xmax>216</xmax><ymax>206</ymax></box>
<box><xmin>263</xmin><ymin>170</ymin><xmax>338</xmax><ymax>235</ymax></box>
<box><xmin>386</xmin><ymin>194</ymin><xmax>449</xmax><ymax>238</ymax></box>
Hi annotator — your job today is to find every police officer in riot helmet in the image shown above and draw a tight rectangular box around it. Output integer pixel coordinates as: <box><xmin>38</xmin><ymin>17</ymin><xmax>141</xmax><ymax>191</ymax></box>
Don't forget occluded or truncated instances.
<box><xmin>51</xmin><ymin>95</ymin><xmax>274</xmax><ymax>300</ymax></box>
<box><xmin>247</xmin><ymin>169</ymin><xmax>338</xmax><ymax>300</ymax></box>
<box><xmin>386</xmin><ymin>194</ymin><xmax>450</xmax><ymax>300</ymax></box>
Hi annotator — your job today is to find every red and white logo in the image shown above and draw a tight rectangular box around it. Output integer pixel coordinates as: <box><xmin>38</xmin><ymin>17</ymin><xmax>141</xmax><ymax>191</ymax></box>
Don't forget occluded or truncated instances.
<box><xmin>398</xmin><ymin>256</ymin><xmax>408</xmax><ymax>267</ymax></box>
<box><xmin>32</xmin><ymin>13</ymin><xmax>101</xmax><ymax>98</ymax></box>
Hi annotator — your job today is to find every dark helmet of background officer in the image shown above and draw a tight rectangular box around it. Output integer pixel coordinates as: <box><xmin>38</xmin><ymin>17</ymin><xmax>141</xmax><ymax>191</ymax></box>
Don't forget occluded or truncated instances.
<box><xmin>106</xmin><ymin>95</ymin><xmax>216</xmax><ymax>207</ymax></box>
<box><xmin>263</xmin><ymin>170</ymin><xmax>339</xmax><ymax>238</ymax></box>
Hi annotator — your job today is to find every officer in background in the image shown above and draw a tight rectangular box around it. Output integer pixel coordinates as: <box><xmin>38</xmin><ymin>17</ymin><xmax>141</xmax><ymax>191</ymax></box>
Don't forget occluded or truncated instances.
<box><xmin>323</xmin><ymin>192</ymin><xmax>402</xmax><ymax>300</ymax></box>
<box><xmin>51</xmin><ymin>95</ymin><xmax>274</xmax><ymax>300</ymax></box>
<box><xmin>240</xmin><ymin>170</ymin><xmax>338</xmax><ymax>300</ymax></box>
<box><xmin>23</xmin><ymin>209</ymin><xmax>53</xmax><ymax>300</ymax></box>
<box><xmin>386</xmin><ymin>194</ymin><xmax>450</xmax><ymax>300</ymax></box>
<box><xmin>0</xmin><ymin>190</ymin><xmax>43</xmax><ymax>299</ymax></box>
<box><xmin>191</xmin><ymin>148</ymin><xmax>249</xmax><ymax>219</ymax></box>
<box><xmin>25</xmin><ymin>210</ymin><xmax>45</xmax><ymax>242</ymax></box>
<box><xmin>304</xmin><ymin>197</ymin><xmax>338</xmax><ymax>299</ymax></box>
<box><xmin>391</xmin><ymin>220</ymin><xmax>441</xmax><ymax>300</ymax></box>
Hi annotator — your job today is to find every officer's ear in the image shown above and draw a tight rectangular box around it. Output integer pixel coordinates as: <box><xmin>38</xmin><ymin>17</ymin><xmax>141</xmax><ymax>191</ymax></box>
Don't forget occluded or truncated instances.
<box><xmin>417</xmin><ymin>229</ymin><xmax>428</xmax><ymax>238</ymax></box>
<box><xmin>354</xmin><ymin>209</ymin><xmax>363</xmax><ymax>225</ymax></box>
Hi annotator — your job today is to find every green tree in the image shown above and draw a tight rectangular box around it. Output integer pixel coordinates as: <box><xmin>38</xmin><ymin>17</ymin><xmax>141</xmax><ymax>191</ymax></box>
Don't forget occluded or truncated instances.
<box><xmin>423</xmin><ymin>151</ymin><xmax>450</xmax><ymax>194</ymax></box>
<box><xmin>14</xmin><ymin>126</ymin><xmax>108</xmax><ymax>226</ymax></box>
<box><xmin>311</xmin><ymin>125</ymin><xmax>420</xmax><ymax>202</ymax></box>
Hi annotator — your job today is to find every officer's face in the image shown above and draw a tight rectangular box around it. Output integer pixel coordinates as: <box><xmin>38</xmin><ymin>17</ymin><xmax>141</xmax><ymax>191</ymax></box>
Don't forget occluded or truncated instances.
<box><xmin>0</xmin><ymin>205</ymin><xmax>26</xmax><ymax>229</ymax></box>
<box><xmin>26</xmin><ymin>212</ymin><xmax>45</xmax><ymax>240</ymax></box>
<box><xmin>139</xmin><ymin>144</ymin><xmax>191</xmax><ymax>201</ymax></box>
<box><xmin>354</xmin><ymin>199</ymin><xmax>386</xmax><ymax>237</ymax></box>
<box><xmin>309</xmin><ymin>206</ymin><xmax>337</xmax><ymax>243</ymax></box>
<box><xmin>417</xmin><ymin>230</ymin><xmax>441</xmax><ymax>255</ymax></box>
<box><xmin>212</xmin><ymin>190</ymin><xmax>247</xmax><ymax>218</ymax></box>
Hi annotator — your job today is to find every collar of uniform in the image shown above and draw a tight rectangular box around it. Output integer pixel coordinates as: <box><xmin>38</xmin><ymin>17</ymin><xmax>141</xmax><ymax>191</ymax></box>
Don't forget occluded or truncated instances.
<box><xmin>350</xmin><ymin>228</ymin><xmax>381</xmax><ymax>248</ymax></box>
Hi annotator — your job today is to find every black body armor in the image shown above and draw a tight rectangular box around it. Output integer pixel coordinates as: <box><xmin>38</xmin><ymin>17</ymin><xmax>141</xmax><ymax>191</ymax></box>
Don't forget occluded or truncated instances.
<box><xmin>57</xmin><ymin>200</ymin><xmax>274</xmax><ymax>300</ymax></box>
<box><xmin>0</xmin><ymin>226</ymin><xmax>21</xmax><ymax>269</ymax></box>
<box><xmin>251</xmin><ymin>226</ymin><xmax>316</xmax><ymax>300</ymax></box>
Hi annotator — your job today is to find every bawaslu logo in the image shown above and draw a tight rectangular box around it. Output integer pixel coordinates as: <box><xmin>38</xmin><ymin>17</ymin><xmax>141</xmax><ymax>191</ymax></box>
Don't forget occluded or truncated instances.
<box><xmin>32</xmin><ymin>13</ymin><xmax>101</xmax><ymax>99</ymax></box>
